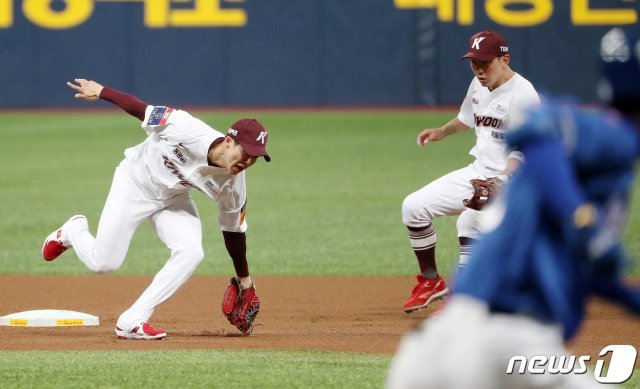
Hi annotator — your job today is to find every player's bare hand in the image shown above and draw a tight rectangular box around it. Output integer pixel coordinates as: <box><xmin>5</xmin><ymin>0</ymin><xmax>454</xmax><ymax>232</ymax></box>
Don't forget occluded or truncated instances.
<box><xmin>417</xmin><ymin>128</ymin><xmax>445</xmax><ymax>148</ymax></box>
<box><xmin>66</xmin><ymin>78</ymin><xmax>104</xmax><ymax>101</ymax></box>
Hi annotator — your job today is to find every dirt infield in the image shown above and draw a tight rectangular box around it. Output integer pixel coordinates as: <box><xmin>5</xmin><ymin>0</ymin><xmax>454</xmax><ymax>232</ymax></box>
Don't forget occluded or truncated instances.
<box><xmin>0</xmin><ymin>275</ymin><xmax>638</xmax><ymax>360</ymax></box>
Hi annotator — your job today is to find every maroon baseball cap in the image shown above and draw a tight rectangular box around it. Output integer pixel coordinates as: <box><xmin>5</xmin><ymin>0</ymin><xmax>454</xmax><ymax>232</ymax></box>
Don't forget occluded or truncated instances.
<box><xmin>228</xmin><ymin>119</ymin><xmax>271</xmax><ymax>162</ymax></box>
<box><xmin>460</xmin><ymin>30</ymin><xmax>509</xmax><ymax>62</ymax></box>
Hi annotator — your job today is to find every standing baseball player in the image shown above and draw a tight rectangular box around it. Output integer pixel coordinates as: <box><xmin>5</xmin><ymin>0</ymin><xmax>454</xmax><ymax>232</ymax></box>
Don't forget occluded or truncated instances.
<box><xmin>42</xmin><ymin>79</ymin><xmax>269</xmax><ymax>339</ymax></box>
<box><xmin>388</xmin><ymin>28</ymin><xmax>640</xmax><ymax>388</ymax></box>
<box><xmin>401</xmin><ymin>30</ymin><xmax>540</xmax><ymax>312</ymax></box>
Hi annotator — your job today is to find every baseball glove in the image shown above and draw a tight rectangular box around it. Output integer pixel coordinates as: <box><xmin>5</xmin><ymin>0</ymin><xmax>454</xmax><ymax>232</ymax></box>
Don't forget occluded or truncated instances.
<box><xmin>462</xmin><ymin>177</ymin><xmax>503</xmax><ymax>211</ymax></box>
<box><xmin>222</xmin><ymin>277</ymin><xmax>260</xmax><ymax>335</ymax></box>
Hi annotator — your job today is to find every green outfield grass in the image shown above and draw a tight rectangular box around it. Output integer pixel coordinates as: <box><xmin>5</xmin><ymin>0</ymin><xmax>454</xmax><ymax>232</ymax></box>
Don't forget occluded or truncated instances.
<box><xmin>1</xmin><ymin>109</ymin><xmax>471</xmax><ymax>276</ymax></box>
<box><xmin>1</xmin><ymin>110</ymin><xmax>639</xmax><ymax>388</ymax></box>
<box><xmin>3</xmin><ymin>110</ymin><xmax>638</xmax><ymax>277</ymax></box>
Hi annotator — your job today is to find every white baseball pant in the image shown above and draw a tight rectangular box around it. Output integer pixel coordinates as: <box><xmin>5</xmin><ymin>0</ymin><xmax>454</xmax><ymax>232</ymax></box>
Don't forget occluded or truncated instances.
<box><xmin>387</xmin><ymin>296</ymin><xmax>601</xmax><ymax>389</ymax></box>
<box><xmin>63</xmin><ymin>160</ymin><xmax>204</xmax><ymax>331</ymax></box>
<box><xmin>402</xmin><ymin>162</ymin><xmax>489</xmax><ymax>239</ymax></box>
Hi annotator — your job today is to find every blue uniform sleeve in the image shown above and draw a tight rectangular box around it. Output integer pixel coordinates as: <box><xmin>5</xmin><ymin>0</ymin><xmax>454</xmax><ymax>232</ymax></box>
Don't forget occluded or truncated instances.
<box><xmin>507</xmin><ymin>101</ymin><xmax>637</xmax><ymax>221</ymax></box>
<box><xmin>519</xmin><ymin>138</ymin><xmax>584</xmax><ymax>220</ymax></box>
<box><xmin>507</xmin><ymin>102</ymin><xmax>586</xmax><ymax>222</ymax></box>
<box><xmin>506</xmin><ymin>102</ymin><xmax>562</xmax><ymax>148</ymax></box>
<box><xmin>587</xmin><ymin>237</ymin><xmax>640</xmax><ymax>313</ymax></box>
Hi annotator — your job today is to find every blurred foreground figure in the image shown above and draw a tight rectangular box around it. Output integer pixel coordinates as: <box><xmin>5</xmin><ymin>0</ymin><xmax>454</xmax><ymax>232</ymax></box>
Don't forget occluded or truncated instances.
<box><xmin>388</xmin><ymin>27</ymin><xmax>640</xmax><ymax>389</ymax></box>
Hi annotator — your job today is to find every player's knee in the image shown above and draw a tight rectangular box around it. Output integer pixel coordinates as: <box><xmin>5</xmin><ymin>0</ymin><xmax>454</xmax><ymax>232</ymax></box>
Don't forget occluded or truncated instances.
<box><xmin>402</xmin><ymin>194</ymin><xmax>430</xmax><ymax>226</ymax></box>
<box><xmin>192</xmin><ymin>247</ymin><xmax>205</xmax><ymax>265</ymax></box>
<box><xmin>175</xmin><ymin>245</ymin><xmax>205</xmax><ymax>267</ymax></box>
<box><xmin>91</xmin><ymin>262</ymin><xmax>121</xmax><ymax>274</ymax></box>
<box><xmin>87</xmin><ymin>252</ymin><xmax>124</xmax><ymax>274</ymax></box>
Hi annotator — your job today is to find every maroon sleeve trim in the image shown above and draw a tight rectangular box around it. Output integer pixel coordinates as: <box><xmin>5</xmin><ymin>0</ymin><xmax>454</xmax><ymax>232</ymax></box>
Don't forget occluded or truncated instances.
<box><xmin>222</xmin><ymin>231</ymin><xmax>249</xmax><ymax>277</ymax></box>
<box><xmin>99</xmin><ymin>86</ymin><xmax>148</xmax><ymax>121</ymax></box>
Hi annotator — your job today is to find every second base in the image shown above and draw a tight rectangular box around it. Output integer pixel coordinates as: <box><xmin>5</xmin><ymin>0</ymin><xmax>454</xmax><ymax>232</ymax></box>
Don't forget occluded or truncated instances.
<box><xmin>0</xmin><ymin>309</ymin><xmax>100</xmax><ymax>327</ymax></box>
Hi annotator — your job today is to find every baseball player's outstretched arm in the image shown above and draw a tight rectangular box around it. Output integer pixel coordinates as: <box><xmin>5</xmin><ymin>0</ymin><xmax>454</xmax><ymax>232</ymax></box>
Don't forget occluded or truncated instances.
<box><xmin>67</xmin><ymin>79</ymin><xmax>103</xmax><ymax>101</ymax></box>
<box><xmin>67</xmin><ymin>78</ymin><xmax>147</xmax><ymax>121</ymax></box>
<box><xmin>417</xmin><ymin>118</ymin><xmax>468</xmax><ymax>148</ymax></box>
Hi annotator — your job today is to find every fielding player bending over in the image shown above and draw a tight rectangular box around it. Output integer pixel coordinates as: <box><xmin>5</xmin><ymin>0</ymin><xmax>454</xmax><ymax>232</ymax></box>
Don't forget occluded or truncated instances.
<box><xmin>401</xmin><ymin>30</ymin><xmax>540</xmax><ymax>312</ymax></box>
<box><xmin>43</xmin><ymin>79</ymin><xmax>269</xmax><ymax>339</ymax></box>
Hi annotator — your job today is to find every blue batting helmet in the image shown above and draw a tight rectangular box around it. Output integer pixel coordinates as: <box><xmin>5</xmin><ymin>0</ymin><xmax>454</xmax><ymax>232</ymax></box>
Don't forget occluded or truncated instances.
<box><xmin>598</xmin><ymin>28</ymin><xmax>640</xmax><ymax>113</ymax></box>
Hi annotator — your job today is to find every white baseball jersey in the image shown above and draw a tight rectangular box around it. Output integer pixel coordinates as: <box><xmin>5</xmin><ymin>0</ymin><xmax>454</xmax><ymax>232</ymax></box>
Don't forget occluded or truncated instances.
<box><xmin>403</xmin><ymin>72</ymin><xmax>540</xmax><ymax>243</ymax></box>
<box><xmin>457</xmin><ymin>73</ymin><xmax>540</xmax><ymax>175</ymax></box>
<box><xmin>123</xmin><ymin>105</ymin><xmax>247</xmax><ymax>232</ymax></box>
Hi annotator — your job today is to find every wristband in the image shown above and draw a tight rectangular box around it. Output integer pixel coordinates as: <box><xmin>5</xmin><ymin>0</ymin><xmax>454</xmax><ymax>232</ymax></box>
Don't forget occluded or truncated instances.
<box><xmin>496</xmin><ymin>174</ymin><xmax>510</xmax><ymax>184</ymax></box>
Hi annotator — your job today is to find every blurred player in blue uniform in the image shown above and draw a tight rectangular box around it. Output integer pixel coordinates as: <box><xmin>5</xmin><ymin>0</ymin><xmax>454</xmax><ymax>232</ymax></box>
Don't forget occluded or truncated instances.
<box><xmin>388</xmin><ymin>28</ymin><xmax>640</xmax><ymax>389</ymax></box>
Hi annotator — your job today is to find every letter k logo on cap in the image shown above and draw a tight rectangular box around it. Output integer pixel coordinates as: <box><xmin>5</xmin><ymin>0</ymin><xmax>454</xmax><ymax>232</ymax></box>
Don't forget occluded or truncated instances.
<box><xmin>460</xmin><ymin>30</ymin><xmax>508</xmax><ymax>62</ymax></box>
<box><xmin>472</xmin><ymin>37</ymin><xmax>486</xmax><ymax>50</ymax></box>
<box><xmin>256</xmin><ymin>131</ymin><xmax>267</xmax><ymax>144</ymax></box>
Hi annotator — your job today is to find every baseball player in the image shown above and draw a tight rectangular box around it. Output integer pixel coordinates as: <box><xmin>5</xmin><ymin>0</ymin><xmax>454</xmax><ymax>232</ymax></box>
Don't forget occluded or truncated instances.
<box><xmin>401</xmin><ymin>30</ymin><xmax>540</xmax><ymax>312</ymax></box>
<box><xmin>42</xmin><ymin>79</ymin><xmax>269</xmax><ymax>339</ymax></box>
<box><xmin>388</xmin><ymin>28</ymin><xmax>640</xmax><ymax>388</ymax></box>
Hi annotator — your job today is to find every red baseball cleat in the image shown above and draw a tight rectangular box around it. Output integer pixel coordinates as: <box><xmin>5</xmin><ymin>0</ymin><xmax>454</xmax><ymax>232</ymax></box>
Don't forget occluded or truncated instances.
<box><xmin>42</xmin><ymin>215</ymin><xmax>86</xmax><ymax>261</ymax></box>
<box><xmin>115</xmin><ymin>322</ymin><xmax>167</xmax><ymax>340</ymax></box>
<box><xmin>403</xmin><ymin>274</ymin><xmax>449</xmax><ymax>313</ymax></box>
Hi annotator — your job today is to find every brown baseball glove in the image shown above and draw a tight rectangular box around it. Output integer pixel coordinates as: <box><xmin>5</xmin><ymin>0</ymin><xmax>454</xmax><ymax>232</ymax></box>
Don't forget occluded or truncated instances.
<box><xmin>222</xmin><ymin>277</ymin><xmax>260</xmax><ymax>335</ymax></box>
<box><xmin>462</xmin><ymin>177</ymin><xmax>503</xmax><ymax>211</ymax></box>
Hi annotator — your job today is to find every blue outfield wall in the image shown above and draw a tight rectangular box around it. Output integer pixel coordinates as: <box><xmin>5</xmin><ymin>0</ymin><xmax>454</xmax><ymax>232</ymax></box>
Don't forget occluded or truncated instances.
<box><xmin>0</xmin><ymin>0</ymin><xmax>638</xmax><ymax>107</ymax></box>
